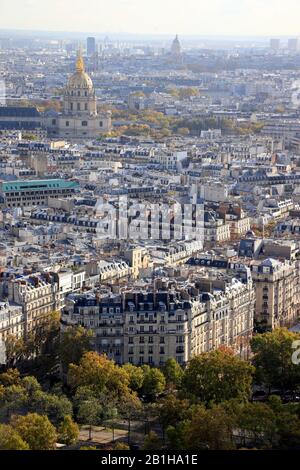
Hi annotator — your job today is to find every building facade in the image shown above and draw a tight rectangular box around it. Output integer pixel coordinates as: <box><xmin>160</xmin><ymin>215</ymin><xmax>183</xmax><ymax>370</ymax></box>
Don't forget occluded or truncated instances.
<box><xmin>61</xmin><ymin>274</ymin><xmax>255</xmax><ymax>366</ymax></box>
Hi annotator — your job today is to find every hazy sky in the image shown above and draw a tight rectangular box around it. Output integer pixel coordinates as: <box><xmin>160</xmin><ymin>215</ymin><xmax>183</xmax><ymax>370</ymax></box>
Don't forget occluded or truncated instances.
<box><xmin>1</xmin><ymin>0</ymin><xmax>300</xmax><ymax>36</ymax></box>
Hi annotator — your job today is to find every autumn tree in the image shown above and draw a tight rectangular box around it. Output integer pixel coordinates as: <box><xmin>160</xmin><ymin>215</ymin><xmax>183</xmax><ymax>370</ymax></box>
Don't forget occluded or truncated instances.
<box><xmin>143</xmin><ymin>431</ymin><xmax>163</xmax><ymax>450</ymax></box>
<box><xmin>58</xmin><ymin>415</ymin><xmax>79</xmax><ymax>446</ymax></box>
<box><xmin>59</xmin><ymin>326</ymin><xmax>94</xmax><ymax>370</ymax></box>
<box><xmin>11</xmin><ymin>413</ymin><xmax>57</xmax><ymax>450</ymax></box>
<box><xmin>0</xmin><ymin>424</ymin><xmax>29</xmax><ymax>450</ymax></box>
<box><xmin>68</xmin><ymin>352</ymin><xmax>132</xmax><ymax>400</ymax></box>
<box><xmin>0</xmin><ymin>368</ymin><xmax>21</xmax><ymax>387</ymax></box>
<box><xmin>122</xmin><ymin>363</ymin><xmax>144</xmax><ymax>392</ymax></box>
<box><xmin>182</xmin><ymin>348</ymin><xmax>254</xmax><ymax>403</ymax></box>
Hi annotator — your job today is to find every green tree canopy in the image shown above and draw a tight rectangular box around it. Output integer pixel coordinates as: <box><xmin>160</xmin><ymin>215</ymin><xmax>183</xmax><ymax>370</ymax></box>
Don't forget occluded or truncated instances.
<box><xmin>162</xmin><ymin>358</ymin><xmax>183</xmax><ymax>388</ymax></box>
<box><xmin>0</xmin><ymin>424</ymin><xmax>29</xmax><ymax>450</ymax></box>
<box><xmin>251</xmin><ymin>328</ymin><xmax>300</xmax><ymax>392</ymax></box>
<box><xmin>11</xmin><ymin>413</ymin><xmax>57</xmax><ymax>450</ymax></box>
<box><xmin>58</xmin><ymin>415</ymin><xmax>79</xmax><ymax>446</ymax></box>
<box><xmin>59</xmin><ymin>326</ymin><xmax>94</xmax><ymax>370</ymax></box>
<box><xmin>141</xmin><ymin>365</ymin><xmax>166</xmax><ymax>399</ymax></box>
<box><xmin>182</xmin><ymin>348</ymin><xmax>254</xmax><ymax>403</ymax></box>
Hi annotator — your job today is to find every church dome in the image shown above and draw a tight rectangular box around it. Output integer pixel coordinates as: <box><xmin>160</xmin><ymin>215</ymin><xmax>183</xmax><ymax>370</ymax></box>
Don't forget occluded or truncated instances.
<box><xmin>66</xmin><ymin>51</ymin><xmax>93</xmax><ymax>90</ymax></box>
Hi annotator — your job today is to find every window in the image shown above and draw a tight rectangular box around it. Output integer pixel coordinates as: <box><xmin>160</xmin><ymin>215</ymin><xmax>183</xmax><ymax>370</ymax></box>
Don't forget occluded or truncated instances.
<box><xmin>52</xmin><ymin>119</ymin><xmax>56</xmax><ymax>125</ymax></box>
<box><xmin>82</xmin><ymin>121</ymin><xmax>88</xmax><ymax>126</ymax></box>
<box><xmin>85</xmin><ymin>103</ymin><xmax>88</xmax><ymax>111</ymax></box>
<box><xmin>99</xmin><ymin>121</ymin><xmax>103</xmax><ymax>127</ymax></box>
<box><xmin>77</xmin><ymin>103</ymin><xmax>80</xmax><ymax>111</ymax></box>
<box><xmin>70</xmin><ymin>103</ymin><xmax>73</xmax><ymax>111</ymax></box>
<box><xmin>66</xmin><ymin>121</ymin><xmax>69</xmax><ymax>127</ymax></box>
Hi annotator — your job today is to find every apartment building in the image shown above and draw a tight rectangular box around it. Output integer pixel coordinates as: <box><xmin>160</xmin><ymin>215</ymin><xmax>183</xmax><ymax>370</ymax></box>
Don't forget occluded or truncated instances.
<box><xmin>204</xmin><ymin>211</ymin><xmax>231</xmax><ymax>245</ymax></box>
<box><xmin>251</xmin><ymin>258</ymin><xmax>299</xmax><ymax>329</ymax></box>
<box><xmin>61</xmin><ymin>274</ymin><xmax>255</xmax><ymax>366</ymax></box>
<box><xmin>217</xmin><ymin>203</ymin><xmax>251</xmax><ymax>238</ymax></box>
<box><xmin>6</xmin><ymin>273</ymin><xmax>59</xmax><ymax>334</ymax></box>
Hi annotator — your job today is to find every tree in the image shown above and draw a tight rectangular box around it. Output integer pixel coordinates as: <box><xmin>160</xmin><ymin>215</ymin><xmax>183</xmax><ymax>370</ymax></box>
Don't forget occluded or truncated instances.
<box><xmin>235</xmin><ymin>402</ymin><xmax>277</xmax><ymax>449</ymax></box>
<box><xmin>122</xmin><ymin>363</ymin><xmax>144</xmax><ymax>392</ymax></box>
<box><xmin>58</xmin><ymin>415</ymin><xmax>79</xmax><ymax>446</ymax></box>
<box><xmin>119</xmin><ymin>393</ymin><xmax>143</xmax><ymax>445</ymax></box>
<box><xmin>59</xmin><ymin>326</ymin><xmax>94</xmax><ymax>370</ymax></box>
<box><xmin>158</xmin><ymin>395</ymin><xmax>190</xmax><ymax>431</ymax></box>
<box><xmin>162</xmin><ymin>359</ymin><xmax>183</xmax><ymax>388</ymax></box>
<box><xmin>166</xmin><ymin>421</ymin><xmax>190</xmax><ymax>450</ymax></box>
<box><xmin>0</xmin><ymin>368</ymin><xmax>21</xmax><ymax>386</ymax></box>
<box><xmin>77</xmin><ymin>398</ymin><xmax>103</xmax><ymax>440</ymax></box>
<box><xmin>68</xmin><ymin>352</ymin><xmax>131</xmax><ymax>401</ymax></box>
<box><xmin>182</xmin><ymin>348</ymin><xmax>254</xmax><ymax>403</ymax></box>
<box><xmin>0</xmin><ymin>424</ymin><xmax>29</xmax><ymax>450</ymax></box>
<box><xmin>251</xmin><ymin>328</ymin><xmax>300</xmax><ymax>393</ymax></box>
<box><xmin>275</xmin><ymin>410</ymin><xmax>300</xmax><ymax>450</ymax></box>
<box><xmin>32</xmin><ymin>390</ymin><xmax>73</xmax><ymax>425</ymax></box>
<box><xmin>178</xmin><ymin>87</ymin><xmax>199</xmax><ymax>100</ymax></box>
<box><xmin>142</xmin><ymin>365</ymin><xmax>166</xmax><ymax>399</ymax></box>
<box><xmin>4</xmin><ymin>336</ymin><xmax>27</xmax><ymax>367</ymax></box>
<box><xmin>21</xmin><ymin>376</ymin><xmax>41</xmax><ymax>397</ymax></box>
<box><xmin>177</xmin><ymin>127</ymin><xmax>190</xmax><ymax>136</ymax></box>
<box><xmin>143</xmin><ymin>431</ymin><xmax>163</xmax><ymax>450</ymax></box>
<box><xmin>11</xmin><ymin>413</ymin><xmax>57</xmax><ymax>450</ymax></box>
<box><xmin>184</xmin><ymin>405</ymin><xmax>235</xmax><ymax>450</ymax></box>
<box><xmin>1</xmin><ymin>384</ymin><xmax>28</xmax><ymax>418</ymax></box>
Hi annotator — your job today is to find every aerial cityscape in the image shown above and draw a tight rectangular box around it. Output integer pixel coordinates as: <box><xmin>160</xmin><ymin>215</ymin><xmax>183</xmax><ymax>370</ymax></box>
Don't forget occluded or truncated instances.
<box><xmin>1</xmin><ymin>0</ymin><xmax>300</xmax><ymax>457</ymax></box>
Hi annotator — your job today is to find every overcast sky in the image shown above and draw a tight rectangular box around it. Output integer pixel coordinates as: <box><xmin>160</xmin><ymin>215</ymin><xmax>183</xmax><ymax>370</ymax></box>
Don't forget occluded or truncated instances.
<box><xmin>0</xmin><ymin>0</ymin><xmax>300</xmax><ymax>36</ymax></box>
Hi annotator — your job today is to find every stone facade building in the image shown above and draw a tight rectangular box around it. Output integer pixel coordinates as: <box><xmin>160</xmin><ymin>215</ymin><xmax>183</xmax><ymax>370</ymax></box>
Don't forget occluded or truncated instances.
<box><xmin>61</xmin><ymin>273</ymin><xmax>255</xmax><ymax>366</ymax></box>
<box><xmin>251</xmin><ymin>258</ymin><xmax>300</xmax><ymax>329</ymax></box>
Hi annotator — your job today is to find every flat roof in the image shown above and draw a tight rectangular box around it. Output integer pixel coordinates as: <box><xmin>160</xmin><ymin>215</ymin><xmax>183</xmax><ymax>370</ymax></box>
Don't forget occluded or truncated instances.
<box><xmin>0</xmin><ymin>179</ymin><xmax>79</xmax><ymax>192</ymax></box>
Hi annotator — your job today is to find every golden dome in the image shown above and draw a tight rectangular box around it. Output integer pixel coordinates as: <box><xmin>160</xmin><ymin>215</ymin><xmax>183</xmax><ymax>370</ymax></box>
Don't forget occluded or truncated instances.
<box><xmin>66</xmin><ymin>50</ymin><xmax>93</xmax><ymax>89</ymax></box>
